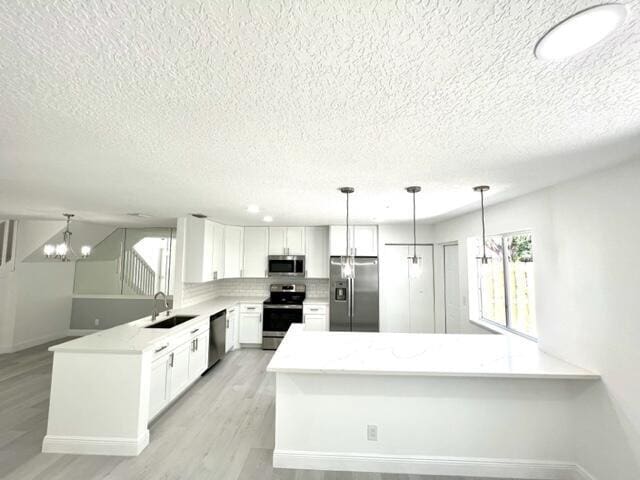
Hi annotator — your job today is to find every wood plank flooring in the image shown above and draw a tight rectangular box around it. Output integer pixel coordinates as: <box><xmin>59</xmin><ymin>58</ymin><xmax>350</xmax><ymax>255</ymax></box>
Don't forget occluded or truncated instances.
<box><xmin>0</xmin><ymin>340</ymin><xmax>524</xmax><ymax>480</ymax></box>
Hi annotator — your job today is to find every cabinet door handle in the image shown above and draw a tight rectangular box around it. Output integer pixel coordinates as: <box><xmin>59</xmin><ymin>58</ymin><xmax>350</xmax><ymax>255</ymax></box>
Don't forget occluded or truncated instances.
<box><xmin>226</xmin><ymin>319</ymin><xmax>229</xmax><ymax>328</ymax></box>
<box><xmin>155</xmin><ymin>344</ymin><xmax>168</xmax><ymax>353</ymax></box>
<box><xmin>240</xmin><ymin>269</ymin><xmax>243</xmax><ymax>277</ymax></box>
<box><xmin>310</xmin><ymin>308</ymin><xmax>319</xmax><ymax>312</ymax></box>
<box><xmin>195</xmin><ymin>338</ymin><xmax>198</xmax><ymax>350</ymax></box>
<box><xmin>191</xmin><ymin>328</ymin><xmax>199</xmax><ymax>334</ymax></box>
<box><xmin>169</xmin><ymin>352</ymin><xmax>174</xmax><ymax>367</ymax></box>
<box><xmin>246</xmin><ymin>306</ymin><xmax>256</xmax><ymax>310</ymax></box>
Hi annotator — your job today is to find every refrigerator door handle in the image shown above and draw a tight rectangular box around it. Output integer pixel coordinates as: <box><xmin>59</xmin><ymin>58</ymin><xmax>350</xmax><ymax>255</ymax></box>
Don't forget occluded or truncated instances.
<box><xmin>349</xmin><ymin>277</ymin><xmax>354</xmax><ymax>329</ymax></box>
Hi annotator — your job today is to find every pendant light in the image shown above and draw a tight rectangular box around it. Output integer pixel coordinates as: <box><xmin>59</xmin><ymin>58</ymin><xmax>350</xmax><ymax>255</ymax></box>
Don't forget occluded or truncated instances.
<box><xmin>43</xmin><ymin>213</ymin><xmax>91</xmax><ymax>262</ymax></box>
<box><xmin>338</xmin><ymin>187</ymin><xmax>355</xmax><ymax>279</ymax></box>
<box><xmin>473</xmin><ymin>186</ymin><xmax>490</xmax><ymax>264</ymax></box>
<box><xmin>405</xmin><ymin>186</ymin><xmax>422</xmax><ymax>278</ymax></box>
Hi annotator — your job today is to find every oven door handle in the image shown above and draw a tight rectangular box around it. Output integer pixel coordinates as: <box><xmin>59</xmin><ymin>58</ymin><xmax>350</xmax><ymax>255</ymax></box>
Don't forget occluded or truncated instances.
<box><xmin>263</xmin><ymin>304</ymin><xmax>303</xmax><ymax>310</ymax></box>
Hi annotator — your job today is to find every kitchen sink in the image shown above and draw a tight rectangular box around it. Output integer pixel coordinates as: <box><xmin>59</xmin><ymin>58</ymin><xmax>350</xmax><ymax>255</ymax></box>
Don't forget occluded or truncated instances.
<box><xmin>145</xmin><ymin>315</ymin><xmax>198</xmax><ymax>329</ymax></box>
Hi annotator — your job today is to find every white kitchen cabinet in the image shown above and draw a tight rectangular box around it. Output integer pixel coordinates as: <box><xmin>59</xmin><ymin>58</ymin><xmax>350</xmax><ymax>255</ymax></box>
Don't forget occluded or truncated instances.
<box><xmin>224</xmin><ymin>226</ymin><xmax>243</xmax><ymax>278</ymax></box>
<box><xmin>168</xmin><ymin>341</ymin><xmax>191</xmax><ymax>399</ymax></box>
<box><xmin>182</xmin><ymin>216</ymin><xmax>225</xmax><ymax>283</ymax></box>
<box><xmin>303</xmin><ymin>314</ymin><xmax>327</xmax><ymax>331</ymax></box>
<box><xmin>329</xmin><ymin>225</ymin><xmax>378</xmax><ymax>256</ymax></box>
<box><xmin>303</xmin><ymin>303</ymin><xmax>328</xmax><ymax>331</ymax></box>
<box><xmin>353</xmin><ymin>225</ymin><xmax>378</xmax><ymax>256</ymax></box>
<box><xmin>182</xmin><ymin>216</ymin><xmax>213</xmax><ymax>283</ymax></box>
<box><xmin>149</xmin><ymin>354</ymin><xmax>170</xmax><ymax>419</ymax></box>
<box><xmin>243</xmin><ymin>227</ymin><xmax>269</xmax><ymax>277</ymax></box>
<box><xmin>226</xmin><ymin>306</ymin><xmax>239</xmax><ymax>352</ymax></box>
<box><xmin>238</xmin><ymin>304</ymin><xmax>262</xmax><ymax>344</ymax></box>
<box><xmin>305</xmin><ymin>226</ymin><xmax>329</xmax><ymax>278</ymax></box>
<box><xmin>188</xmin><ymin>331</ymin><xmax>209</xmax><ymax>380</ymax></box>
<box><xmin>268</xmin><ymin>227</ymin><xmax>306</xmax><ymax>255</ymax></box>
<box><xmin>211</xmin><ymin>221</ymin><xmax>225</xmax><ymax>280</ymax></box>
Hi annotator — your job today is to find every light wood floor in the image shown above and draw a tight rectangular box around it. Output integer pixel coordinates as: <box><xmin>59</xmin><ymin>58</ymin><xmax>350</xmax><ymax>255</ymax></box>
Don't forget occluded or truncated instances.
<box><xmin>0</xmin><ymin>340</ymin><xmax>525</xmax><ymax>480</ymax></box>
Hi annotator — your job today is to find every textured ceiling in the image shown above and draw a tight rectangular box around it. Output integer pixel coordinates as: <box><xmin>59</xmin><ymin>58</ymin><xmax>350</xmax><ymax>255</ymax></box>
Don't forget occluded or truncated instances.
<box><xmin>1</xmin><ymin>0</ymin><xmax>640</xmax><ymax>226</ymax></box>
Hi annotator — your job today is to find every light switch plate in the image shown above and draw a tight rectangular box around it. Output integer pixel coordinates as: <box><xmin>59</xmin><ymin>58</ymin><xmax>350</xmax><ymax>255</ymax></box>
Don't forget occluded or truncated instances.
<box><xmin>367</xmin><ymin>424</ymin><xmax>378</xmax><ymax>441</ymax></box>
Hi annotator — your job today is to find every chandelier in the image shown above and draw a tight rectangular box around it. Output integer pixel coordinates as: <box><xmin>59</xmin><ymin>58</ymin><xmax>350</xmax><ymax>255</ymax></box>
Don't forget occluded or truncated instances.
<box><xmin>43</xmin><ymin>214</ymin><xmax>91</xmax><ymax>262</ymax></box>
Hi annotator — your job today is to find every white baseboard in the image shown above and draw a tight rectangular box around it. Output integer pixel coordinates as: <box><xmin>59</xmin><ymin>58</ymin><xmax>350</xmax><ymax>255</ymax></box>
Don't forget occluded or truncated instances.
<box><xmin>273</xmin><ymin>450</ymin><xmax>595</xmax><ymax>480</ymax></box>
<box><xmin>42</xmin><ymin>430</ymin><xmax>149</xmax><ymax>456</ymax></box>
<box><xmin>1</xmin><ymin>332</ymin><xmax>68</xmax><ymax>354</ymax></box>
<box><xmin>67</xmin><ymin>329</ymin><xmax>99</xmax><ymax>336</ymax></box>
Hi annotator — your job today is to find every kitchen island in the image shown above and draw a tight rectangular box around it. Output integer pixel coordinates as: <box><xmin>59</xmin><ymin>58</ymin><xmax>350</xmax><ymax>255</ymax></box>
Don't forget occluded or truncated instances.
<box><xmin>42</xmin><ymin>296</ymin><xmax>265</xmax><ymax>456</ymax></box>
<box><xmin>267</xmin><ymin>324</ymin><xmax>598</xmax><ymax>480</ymax></box>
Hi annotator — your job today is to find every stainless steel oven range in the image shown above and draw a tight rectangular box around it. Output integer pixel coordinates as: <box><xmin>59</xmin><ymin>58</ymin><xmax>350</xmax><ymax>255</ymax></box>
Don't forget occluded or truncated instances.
<box><xmin>262</xmin><ymin>284</ymin><xmax>306</xmax><ymax>350</ymax></box>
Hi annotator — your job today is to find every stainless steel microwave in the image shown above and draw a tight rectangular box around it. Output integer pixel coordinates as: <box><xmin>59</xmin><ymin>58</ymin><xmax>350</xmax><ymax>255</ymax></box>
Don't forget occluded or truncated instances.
<box><xmin>267</xmin><ymin>255</ymin><xmax>305</xmax><ymax>277</ymax></box>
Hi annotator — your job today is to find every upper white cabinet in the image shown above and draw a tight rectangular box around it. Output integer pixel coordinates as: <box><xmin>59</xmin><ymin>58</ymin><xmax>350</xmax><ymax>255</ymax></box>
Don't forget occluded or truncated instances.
<box><xmin>182</xmin><ymin>216</ymin><xmax>225</xmax><ymax>283</ymax></box>
<box><xmin>268</xmin><ymin>227</ymin><xmax>305</xmax><ymax>255</ymax></box>
<box><xmin>243</xmin><ymin>227</ymin><xmax>269</xmax><ymax>277</ymax></box>
<box><xmin>305</xmin><ymin>226</ymin><xmax>329</xmax><ymax>278</ymax></box>
<box><xmin>224</xmin><ymin>226</ymin><xmax>243</xmax><ymax>278</ymax></box>
<box><xmin>329</xmin><ymin>225</ymin><xmax>378</xmax><ymax>257</ymax></box>
<box><xmin>211</xmin><ymin>222</ymin><xmax>225</xmax><ymax>280</ymax></box>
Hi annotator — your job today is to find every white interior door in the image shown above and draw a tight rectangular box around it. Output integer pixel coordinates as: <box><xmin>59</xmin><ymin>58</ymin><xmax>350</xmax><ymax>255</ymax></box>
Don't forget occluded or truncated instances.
<box><xmin>409</xmin><ymin>245</ymin><xmax>435</xmax><ymax>333</ymax></box>
<box><xmin>443</xmin><ymin>244</ymin><xmax>461</xmax><ymax>333</ymax></box>
<box><xmin>380</xmin><ymin>245</ymin><xmax>411</xmax><ymax>332</ymax></box>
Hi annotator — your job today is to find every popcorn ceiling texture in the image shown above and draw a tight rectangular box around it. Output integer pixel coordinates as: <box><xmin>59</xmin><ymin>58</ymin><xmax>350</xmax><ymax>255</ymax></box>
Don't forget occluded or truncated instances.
<box><xmin>182</xmin><ymin>278</ymin><xmax>329</xmax><ymax>307</ymax></box>
<box><xmin>2</xmin><ymin>1</ymin><xmax>640</xmax><ymax>226</ymax></box>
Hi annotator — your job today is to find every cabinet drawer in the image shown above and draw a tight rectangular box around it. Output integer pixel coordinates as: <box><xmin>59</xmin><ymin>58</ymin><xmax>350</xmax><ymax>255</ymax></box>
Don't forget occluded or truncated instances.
<box><xmin>240</xmin><ymin>304</ymin><xmax>262</xmax><ymax>313</ymax></box>
<box><xmin>303</xmin><ymin>304</ymin><xmax>327</xmax><ymax>314</ymax></box>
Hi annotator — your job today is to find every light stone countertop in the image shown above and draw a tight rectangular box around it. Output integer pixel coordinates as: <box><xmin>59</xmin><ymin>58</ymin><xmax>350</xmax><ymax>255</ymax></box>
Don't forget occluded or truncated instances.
<box><xmin>50</xmin><ymin>296</ymin><xmax>267</xmax><ymax>355</ymax></box>
<box><xmin>267</xmin><ymin>324</ymin><xmax>599</xmax><ymax>380</ymax></box>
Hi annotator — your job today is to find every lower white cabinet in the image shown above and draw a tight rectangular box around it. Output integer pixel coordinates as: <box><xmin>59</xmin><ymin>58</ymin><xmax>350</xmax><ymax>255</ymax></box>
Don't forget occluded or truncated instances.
<box><xmin>148</xmin><ymin>324</ymin><xmax>210</xmax><ymax>421</ymax></box>
<box><xmin>226</xmin><ymin>306</ymin><xmax>239</xmax><ymax>352</ymax></box>
<box><xmin>169</xmin><ymin>341</ymin><xmax>191</xmax><ymax>398</ymax></box>
<box><xmin>303</xmin><ymin>303</ymin><xmax>328</xmax><ymax>331</ymax></box>
<box><xmin>239</xmin><ymin>304</ymin><xmax>262</xmax><ymax>344</ymax></box>
<box><xmin>149</xmin><ymin>354</ymin><xmax>170</xmax><ymax>419</ymax></box>
<box><xmin>188</xmin><ymin>331</ymin><xmax>209</xmax><ymax>379</ymax></box>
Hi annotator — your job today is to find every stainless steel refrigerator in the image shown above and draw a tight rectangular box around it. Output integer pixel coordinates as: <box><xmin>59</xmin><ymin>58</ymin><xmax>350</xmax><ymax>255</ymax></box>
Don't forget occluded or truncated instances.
<box><xmin>329</xmin><ymin>256</ymin><xmax>379</xmax><ymax>332</ymax></box>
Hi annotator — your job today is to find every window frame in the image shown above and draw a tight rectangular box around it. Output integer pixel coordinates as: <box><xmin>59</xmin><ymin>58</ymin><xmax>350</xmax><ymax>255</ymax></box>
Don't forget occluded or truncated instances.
<box><xmin>474</xmin><ymin>230</ymin><xmax>537</xmax><ymax>342</ymax></box>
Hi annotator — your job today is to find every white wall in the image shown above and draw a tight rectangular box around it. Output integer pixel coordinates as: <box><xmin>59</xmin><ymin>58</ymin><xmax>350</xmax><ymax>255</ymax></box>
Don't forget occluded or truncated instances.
<box><xmin>432</xmin><ymin>158</ymin><xmax>640</xmax><ymax>479</ymax></box>
<box><xmin>12</xmin><ymin>262</ymin><xmax>75</xmax><ymax>350</ymax></box>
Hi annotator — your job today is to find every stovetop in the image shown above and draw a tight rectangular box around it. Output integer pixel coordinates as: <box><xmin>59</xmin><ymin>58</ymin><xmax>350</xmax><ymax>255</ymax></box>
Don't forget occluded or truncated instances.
<box><xmin>265</xmin><ymin>283</ymin><xmax>306</xmax><ymax>306</ymax></box>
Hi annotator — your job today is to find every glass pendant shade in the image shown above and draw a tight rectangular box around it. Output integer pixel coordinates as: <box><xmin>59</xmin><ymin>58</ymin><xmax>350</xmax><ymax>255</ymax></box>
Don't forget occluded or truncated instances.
<box><xmin>338</xmin><ymin>187</ymin><xmax>355</xmax><ymax>279</ymax></box>
<box><xmin>473</xmin><ymin>185</ymin><xmax>491</xmax><ymax>264</ymax></box>
<box><xmin>408</xmin><ymin>255</ymin><xmax>423</xmax><ymax>278</ymax></box>
<box><xmin>81</xmin><ymin>245</ymin><xmax>91</xmax><ymax>257</ymax></box>
<box><xmin>340</xmin><ymin>254</ymin><xmax>354</xmax><ymax>279</ymax></box>
<box><xmin>43</xmin><ymin>244</ymin><xmax>55</xmax><ymax>257</ymax></box>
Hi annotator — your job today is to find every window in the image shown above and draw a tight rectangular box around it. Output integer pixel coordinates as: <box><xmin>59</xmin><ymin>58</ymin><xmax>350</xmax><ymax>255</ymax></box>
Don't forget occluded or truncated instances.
<box><xmin>473</xmin><ymin>231</ymin><xmax>537</xmax><ymax>339</ymax></box>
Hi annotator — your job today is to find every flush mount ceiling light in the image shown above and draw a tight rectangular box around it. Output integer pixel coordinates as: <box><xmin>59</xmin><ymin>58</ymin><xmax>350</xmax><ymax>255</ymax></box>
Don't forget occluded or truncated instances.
<box><xmin>43</xmin><ymin>213</ymin><xmax>91</xmax><ymax>262</ymax></box>
<box><xmin>473</xmin><ymin>186</ymin><xmax>490</xmax><ymax>264</ymax></box>
<box><xmin>262</xmin><ymin>215</ymin><xmax>273</xmax><ymax>223</ymax></box>
<box><xmin>338</xmin><ymin>187</ymin><xmax>355</xmax><ymax>279</ymax></box>
<box><xmin>247</xmin><ymin>205</ymin><xmax>260</xmax><ymax>214</ymax></box>
<box><xmin>535</xmin><ymin>4</ymin><xmax>628</xmax><ymax>61</ymax></box>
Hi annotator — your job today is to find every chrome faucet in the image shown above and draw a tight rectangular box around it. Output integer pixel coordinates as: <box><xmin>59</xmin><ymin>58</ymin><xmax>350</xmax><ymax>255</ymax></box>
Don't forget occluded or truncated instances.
<box><xmin>151</xmin><ymin>291</ymin><xmax>171</xmax><ymax>322</ymax></box>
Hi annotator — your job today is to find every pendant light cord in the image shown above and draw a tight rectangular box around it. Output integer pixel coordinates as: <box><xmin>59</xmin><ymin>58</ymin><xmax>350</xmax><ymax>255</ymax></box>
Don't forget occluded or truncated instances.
<box><xmin>345</xmin><ymin>191</ymin><xmax>350</xmax><ymax>257</ymax></box>
<box><xmin>412</xmin><ymin>190</ymin><xmax>417</xmax><ymax>259</ymax></box>
<box><xmin>481</xmin><ymin>190</ymin><xmax>487</xmax><ymax>260</ymax></box>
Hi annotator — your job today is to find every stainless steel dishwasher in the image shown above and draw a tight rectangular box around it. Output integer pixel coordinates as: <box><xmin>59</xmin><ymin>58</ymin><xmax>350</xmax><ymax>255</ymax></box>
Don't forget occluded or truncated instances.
<box><xmin>205</xmin><ymin>310</ymin><xmax>226</xmax><ymax>372</ymax></box>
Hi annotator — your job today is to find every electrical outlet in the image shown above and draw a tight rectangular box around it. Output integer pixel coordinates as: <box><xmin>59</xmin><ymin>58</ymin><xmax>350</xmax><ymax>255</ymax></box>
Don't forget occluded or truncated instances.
<box><xmin>367</xmin><ymin>424</ymin><xmax>378</xmax><ymax>441</ymax></box>
<box><xmin>94</xmin><ymin>318</ymin><xmax>100</xmax><ymax>327</ymax></box>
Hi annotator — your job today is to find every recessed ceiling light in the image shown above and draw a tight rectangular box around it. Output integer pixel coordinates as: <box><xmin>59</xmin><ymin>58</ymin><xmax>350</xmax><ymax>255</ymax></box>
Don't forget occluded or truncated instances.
<box><xmin>535</xmin><ymin>4</ymin><xmax>628</xmax><ymax>61</ymax></box>
<box><xmin>262</xmin><ymin>215</ymin><xmax>273</xmax><ymax>223</ymax></box>
<box><xmin>247</xmin><ymin>205</ymin><xmax>260</xmax><ymax>214</ymax></box>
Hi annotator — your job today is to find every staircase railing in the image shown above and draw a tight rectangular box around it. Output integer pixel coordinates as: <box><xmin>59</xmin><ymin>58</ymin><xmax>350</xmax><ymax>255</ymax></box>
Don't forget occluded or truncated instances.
<box><xmin>122</xmin><ymin>249</ymin><xmax>156</xmax><ymax>296</ymax></box>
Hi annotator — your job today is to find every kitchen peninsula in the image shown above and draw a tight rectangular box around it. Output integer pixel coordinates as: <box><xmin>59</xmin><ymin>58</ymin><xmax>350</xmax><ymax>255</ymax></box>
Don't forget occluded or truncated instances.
<box><xmin>267</xmin><ymin>325</ymin><xmax>598</xmax><ymax>479</ymax></box>
<box><xmin>42</xmin><ymin>296</ymin><xmax>265</xmax><ymax>456</ymax></box>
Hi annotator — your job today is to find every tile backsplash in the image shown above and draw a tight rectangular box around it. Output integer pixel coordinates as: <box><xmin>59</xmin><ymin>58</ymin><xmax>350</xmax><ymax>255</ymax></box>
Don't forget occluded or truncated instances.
<box><xmin>182</xmin><ymin>277</ymin><xmax>329</xmax><ymax>307</ymax></box>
